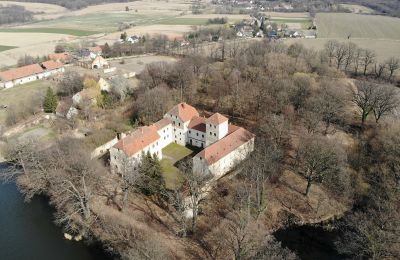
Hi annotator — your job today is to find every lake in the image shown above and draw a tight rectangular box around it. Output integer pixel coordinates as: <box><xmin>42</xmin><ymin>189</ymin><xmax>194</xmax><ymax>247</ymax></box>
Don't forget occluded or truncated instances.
<box><xmin>0</xmin><ymin>164</ymin><xmax>113</xmax><ymax>260</ymax></box>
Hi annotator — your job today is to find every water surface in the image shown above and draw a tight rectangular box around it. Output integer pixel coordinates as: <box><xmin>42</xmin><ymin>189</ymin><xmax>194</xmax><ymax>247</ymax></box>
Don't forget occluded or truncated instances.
<box><xmin>0</xmin><ymin>164</ymin><xmax>113</xmax><ymax>260</ymax></box>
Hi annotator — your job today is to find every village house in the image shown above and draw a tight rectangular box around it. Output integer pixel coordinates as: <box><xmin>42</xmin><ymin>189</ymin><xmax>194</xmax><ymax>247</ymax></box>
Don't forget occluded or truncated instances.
<box><xmin>109</xmin><ymin>103</ymin><xmax>255</xmax><ymax>178</ymax></box>
<box><xmin>48</xmin><ymin>52</ymin><xmax>72</xmax><ymax>64</ymax></box>
<box><xmin>0</xmin><ymin>61</ymin><xmax>64</xmax><ymax>89</ymax></box>
<box><xmin>76</xmin><ymin>55</ymin><xmax>109</xmax><ymax>70</ymax></box>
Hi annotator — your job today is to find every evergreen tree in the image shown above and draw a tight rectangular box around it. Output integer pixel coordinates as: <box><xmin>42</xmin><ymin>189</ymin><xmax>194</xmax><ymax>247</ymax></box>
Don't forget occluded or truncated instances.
<box><xmin>137</xmin><ymin>151</ymin><xmax>165</xmax><ymax>197</ymax></box>
<box><xmin>43</xmin><ymin>87</ymin><xmax>58</xmax><ymax>113</ymax></box>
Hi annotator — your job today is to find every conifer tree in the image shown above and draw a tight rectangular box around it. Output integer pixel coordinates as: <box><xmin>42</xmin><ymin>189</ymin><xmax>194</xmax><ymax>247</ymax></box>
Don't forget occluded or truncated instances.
<box><xmin>137</xmin><ymin>151</ymin><xmax>165</xmax><ymax>197</ymax></box>
<box><xmin>43</xmin><ymin>87</ymin><xmax>58</xmax><ymax>113</ymax></box>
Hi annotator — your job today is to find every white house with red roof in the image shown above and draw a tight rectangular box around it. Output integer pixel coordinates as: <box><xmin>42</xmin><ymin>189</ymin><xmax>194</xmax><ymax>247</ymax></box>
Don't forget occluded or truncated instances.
<box><xmin>109</xmin><ymin>103</ymin><xmax>255</xmax><ymax>177</ymax></box>
<box><xmin>0</xmin><ymin>61</ymin><xmax>64</xmax><ymax>89</ymax></box>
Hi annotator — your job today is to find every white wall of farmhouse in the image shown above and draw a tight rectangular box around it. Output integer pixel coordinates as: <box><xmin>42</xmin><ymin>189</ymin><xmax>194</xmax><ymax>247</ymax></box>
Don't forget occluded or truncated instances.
<box><xmin>164</xmin><ymin>113</ymin><xmax>187</xmax><ymax>146</ymax></box>
<box><xmin>193</xmin><ymin>137</ymin><xmax>255</xmax><ymax>178</ymax></box>
<box><xmin>110</xmin><ymin>139</ymin><xmax>163</xmax><ymax>174</ymax></box>
<box><xmin>205</xmin><ymin>121</ymin><xmax>228</xmax><ymax>146</ymax></box>
<box><xmin>157</xmin><ymin>125</ymin><xmax>174</xmax><ymax>149</ymax></box>
<box><xmin>187</xmin><ymin>128</ymin><xmax>206</xmax><ymax>148</ymax></box>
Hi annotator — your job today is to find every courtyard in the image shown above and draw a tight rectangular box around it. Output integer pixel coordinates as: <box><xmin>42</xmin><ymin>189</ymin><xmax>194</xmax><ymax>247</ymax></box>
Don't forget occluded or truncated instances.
<box><xmin>160</xmin><ymin>143</ymin><xmax>196</xmax><ymax>190</ymax></box>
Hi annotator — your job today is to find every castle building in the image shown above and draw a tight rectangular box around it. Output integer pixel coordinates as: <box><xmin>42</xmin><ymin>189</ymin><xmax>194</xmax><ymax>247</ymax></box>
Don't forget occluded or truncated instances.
<box><xmin>110</xmin><ymin>103</ymin><xmax>255</xmax><ymax>178</ymax></box>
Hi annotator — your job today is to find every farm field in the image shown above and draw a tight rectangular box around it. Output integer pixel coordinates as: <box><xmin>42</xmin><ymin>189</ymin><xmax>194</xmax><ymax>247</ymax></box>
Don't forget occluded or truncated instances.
<box><xmin>316</xmin><ymin>13</ymin><xmax>400</xmax><ymax>39</ymax></box>
<box><xmin>340</xmin><ymin>4</ymin><xmax>375</xmax><ymax>14</ymax></box>
<box><xmin>0</xmin><ymin>28</ymin><xmax>98</xmax><ymax>36</ymax></box>
<box><xmin>284</xmin><ymin>38</ymin><xmax>400</xmax><ymax>62</ymax></box>
<box><xmin>0</xmin><ymin>1</ymin><xmax>67</xmax><ymax>20</ymax></box>
<box><xmin>0</xmin><ymin>80</ymin><xmax>50</xmax><ymax>124</ymax></box>
<box><xmin>285</xmin><ymin>13</ymin><xmax>400</xmax><ymax>62</ymax></box>
<box><xmin>0</xmin><ymin>46</ymin><xmax>17</xmax><ymax>52</ymax></box>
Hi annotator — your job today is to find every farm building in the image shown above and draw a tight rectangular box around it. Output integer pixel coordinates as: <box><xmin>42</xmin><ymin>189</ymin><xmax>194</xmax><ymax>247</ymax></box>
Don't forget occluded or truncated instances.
<box><xmin>77</xmin><ymin>55</ymin><xmax>109</xmax><ymax>69</ymax></box>
<box><xmin>48</xmin><ymin>53</ymin><xmax>72</xmax><ymax>64</ymax></box>
<box><xmin>0</xmin><ymin>61</ymin><xmax>64</xmax><ymax>89</ymax></box>
<box><xmin>109</xmin><ymin>103</ymin><xmax>255</xmax><ymax>178</ymax></box>
<box><xmin>41</xmin><ymin>60</ymin><xmax>65</xmax><ymax>77</ymax></box>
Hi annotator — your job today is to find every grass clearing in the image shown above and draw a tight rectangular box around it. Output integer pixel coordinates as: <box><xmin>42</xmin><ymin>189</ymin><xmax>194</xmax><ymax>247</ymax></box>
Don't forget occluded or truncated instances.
<box><xmin>160</xmin><ymin>143</ymin><xmax>194</xmax><ymax>190</ymax></box>
<box><xmin>0</xmin><ymin>80</ymin><xmax>50</xmax><ymax>124</ymax></box>
<box><xmin>0</xmin><ymin>45</ymin><xmax>17</xmax><ymax>52</ymax></box>
<box><xmin>0</xmin><ymin>28</ymin><xmax>98</xmax><ymax>36</ymax></box>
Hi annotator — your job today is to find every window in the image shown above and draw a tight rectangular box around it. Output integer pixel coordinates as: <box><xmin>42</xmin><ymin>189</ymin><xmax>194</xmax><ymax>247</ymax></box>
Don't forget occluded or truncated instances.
<box><xmin>196</xmin><ymin>133</ymin><xmax>198</xmax><ymax>136</ymax></box>
<box><xmin>202</xmin><ymin>134</ymin><xmax>204</xmax><ymax>138</ymax></box>
<box><xmin>199</xmin><ymin>157</ymin><xmax>202</xmax><ymax>160</ymax></box>
<box><xmin>214</xmin><ymin>133</ymin><xmax>216</xmax><ymax>137</ymax></box>
<box><xmin>210</xmin><ymin>132</ymin><xmax>212</xmax><ymax>135</ymax></box>
<box><xmin>189</xmin><ymin>130</ymin><xmax>191</xmax><ymax>134</ymax></box>
<box><xmin>114</xmin><ymin>156</ymin><xmax>117</xmax><ymax>159</ymax></box>
<box><xmin>178</xmin><ymin>123</ymin><xmax>181</xmax><ymax>126</ymax></box>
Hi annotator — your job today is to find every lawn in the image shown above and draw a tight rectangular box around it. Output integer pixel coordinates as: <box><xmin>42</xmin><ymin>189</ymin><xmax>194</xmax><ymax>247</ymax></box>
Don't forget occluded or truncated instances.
<box><xmin>0</xmin><ymin>45</ymin><xmax>17</xmax><ymax>52</ymax></box>
<box><xmin>160</xmin><ymin>143</ymin><xmax>194</xmax><ymax>190</ymax></box>
<box><xmin>0</xmin><ymin>80</ymin><xmax>51</xmax><ymax>124</ymax></box>
<box><xmin>0</xmin><ymin>28</ymin><xmax>98</xmax><ymax>36</ymax></box>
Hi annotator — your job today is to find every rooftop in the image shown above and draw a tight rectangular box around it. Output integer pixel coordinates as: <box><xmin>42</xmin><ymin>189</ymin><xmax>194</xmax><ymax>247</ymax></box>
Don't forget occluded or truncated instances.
<box><xmin>114</xmin><ymin>126</ymin><xmax>160</xmax><ymax>157</ymax></box>
<box><xmin>0</xmin><ymin>64</ymin><xmax>44</xmax><ymax>82</ymax></box>
<box><xmin>167</xmin><ymin>102</ymin><xmax>199</xmax><ymax>122</ymax></box>
<box><xmin>195</xmin><ymin>126</ymin><xmax>255</xmax><ymax>165</ymax></box>
<box><xmin>188</xmin><ymin>116</ymin><xmax>207</xmax><ymax>132</ymax></box>
<box><xmin>42</xmin><ymin>60</ymin><xmax>64</xmax><ymax>71</ymax></box>
<box><xmin>154</xmin><ymin>118</ymin><xmax>172</xmax><ymax>130</ymax></box>
<box><xmin>206</xmin><ymin>112</ymin><xmax>228</xmax><ymax>125</ymax></box>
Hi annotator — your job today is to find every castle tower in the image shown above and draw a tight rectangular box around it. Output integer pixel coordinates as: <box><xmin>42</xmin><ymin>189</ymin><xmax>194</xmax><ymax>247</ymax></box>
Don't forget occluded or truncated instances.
<box><xmin>205</xmin><ymin>113</ymin><xmax>228</xmax><ymax>146</ymax></box>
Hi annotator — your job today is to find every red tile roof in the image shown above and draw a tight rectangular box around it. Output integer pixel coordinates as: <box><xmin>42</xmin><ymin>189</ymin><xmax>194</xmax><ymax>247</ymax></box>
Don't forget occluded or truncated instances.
<box><xmin>206</xmin><ymin>113</ymin><xmax>228</xmax><ymax>125</ymax></box>
<box><xmin>114</xmin><ymin>126</ymin><xmax>160</xmax><ymax>157</ymax></box>
<box><xmin>195</xmin><ymin>126</ymin><xmax>254</xmax><ymax>165</ymax></box>
<box><xmin>188</xmin><ymin>116</ymin><xmax>206</xmax><ymax>132</ymax></box>
<box><xmin>167</xmin><ymin>102</ymin><xmax>199</xmax><ymax>122</ymax></box>
<box><xmin>42</xmin><ymin>60</ymin><xmax>64</xmax><ymax>71</ymax></box>
<box><xmin>154</xmin><ymin>118</ymin><xmax>172</xmax><ymax>130</ymax></box>
<box><xmin>0</xmin><ymin>64</ymin><xmax>44</xmax><ymax>82</ymax></box>
<box><xmin>89</xmin><ymin>46</ymin><xmax>102</xmax><ymax>53</ymax></box>
<box><xmin>48</xmin><ymin>53</ymin><xmax>70</xmax><ymax>62</ymax></box>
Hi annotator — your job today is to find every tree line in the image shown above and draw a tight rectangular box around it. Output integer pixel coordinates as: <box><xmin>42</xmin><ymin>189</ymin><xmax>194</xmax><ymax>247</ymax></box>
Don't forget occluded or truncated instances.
<box><xmin>0</xmin><ymin>4</ymin><xmax>33</xmax><ymax>25</ymax></box>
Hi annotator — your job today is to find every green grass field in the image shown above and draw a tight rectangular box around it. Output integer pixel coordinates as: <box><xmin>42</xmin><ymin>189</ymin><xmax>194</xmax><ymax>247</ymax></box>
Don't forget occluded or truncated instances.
<box><xmin>29</xmin><ymin>13</ymin><xmax>175</xmax><ymax>32</ymax></box>
<box><xmin>159</xmin><ymin>18</ymin><xmax>209</xmax><ymax>25</ymax></box>
<box><xmin>0</xmin><ymin>80</ymin><xmax>50</xmax><ymax>124</ymax></box>
<box><xmin>0</xmin><ymin>28</ymin><xmax>98</xmax><ymax>36</ymax></box>
<box><xmin>316</xmin><ymin>13</ymin><xmax>400</xmax><ymax>39</ymax></box>
<box><xmin>0</xmin><ymin>45</ymin><xmax>17</xmax><ymax>52</ymax></box>
<box><xmin>160</xmin><ymin>143</ymin><xmax>194</xmax><ymax>190</ymax></box>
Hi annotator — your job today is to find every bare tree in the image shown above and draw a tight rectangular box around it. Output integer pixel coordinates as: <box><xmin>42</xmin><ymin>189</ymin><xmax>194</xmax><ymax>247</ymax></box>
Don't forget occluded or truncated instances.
<box><xmin>372</xmin><ymin>85</ymin><xmax>398</xmax><ymax>123</ymax></box>
<box><xmin>386</xmin><ymin>57</ymin><xmax>399</xmax><ymax>82</ymax></box>
<box><xmin>179</xmin><ymin>160</ymin><xmax>207</xmax><ymax>233</ymax></box>
<box><xmin>295</xmin><ymin>136</ymin><xmax>345</xmax><ymax>196</ymax></box>
<box><xmin>374</xmin><ymin>62</ymin><xmax>386</xmax><ymax>79</ymax></box>
<box><xmin>361</xmin><ymin>49</ymin><xmax>376</xmax><ymax>76</ymax></box>
<box><xmin>350</xmin><ymin>81</ymin><xmax>379</xmax><ymax>126</ymax></box>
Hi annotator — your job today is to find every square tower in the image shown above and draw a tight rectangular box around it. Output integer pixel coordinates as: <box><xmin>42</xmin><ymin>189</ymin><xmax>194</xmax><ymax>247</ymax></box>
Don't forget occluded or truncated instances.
<box><xmin>205</xmin><ymin>113</ymin><xmax>229</xmax><ymax>146</ymax></box>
